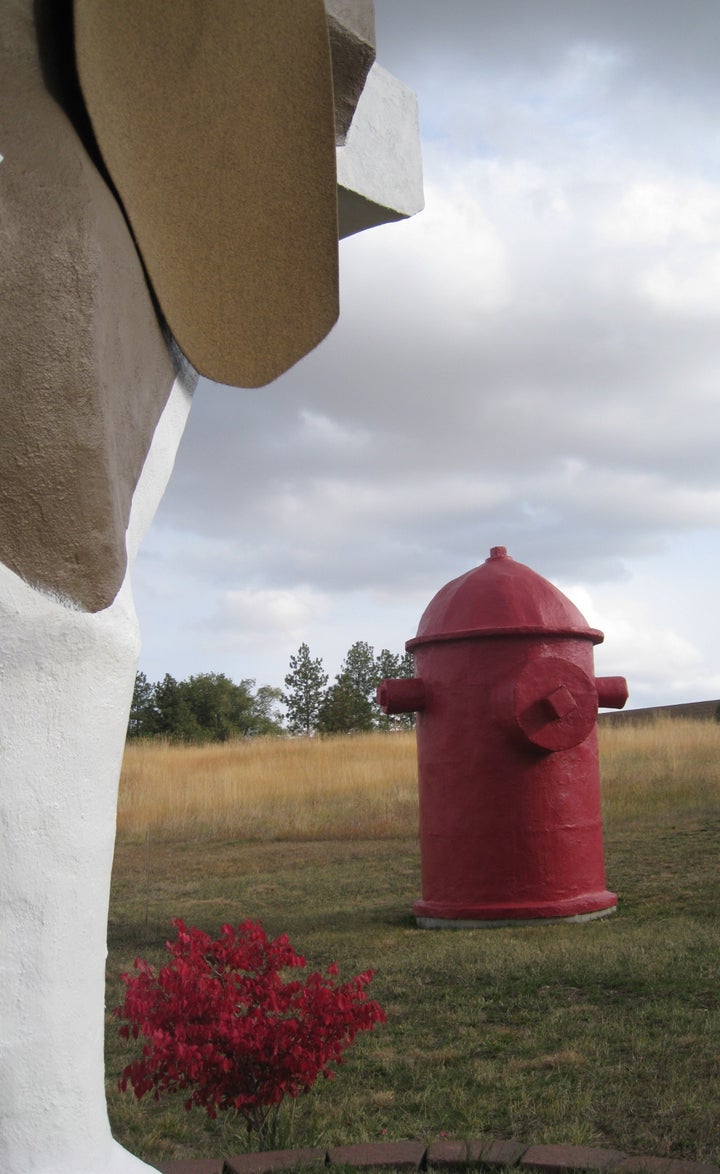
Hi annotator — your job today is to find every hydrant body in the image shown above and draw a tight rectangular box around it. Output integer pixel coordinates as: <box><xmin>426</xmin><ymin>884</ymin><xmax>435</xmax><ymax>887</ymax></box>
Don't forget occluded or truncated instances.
<box><xmin>377</xmin><ymin>547</ymin><xmax>627</xmax><ymax>927</ymax></box>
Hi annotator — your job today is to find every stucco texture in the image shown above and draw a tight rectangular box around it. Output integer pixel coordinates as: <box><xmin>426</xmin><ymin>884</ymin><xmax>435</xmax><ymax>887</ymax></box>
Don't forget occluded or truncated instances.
<box><xmin>0</xmin><ymin>0</ymin><xmax>178</xmax><ymax>612</ymax></box>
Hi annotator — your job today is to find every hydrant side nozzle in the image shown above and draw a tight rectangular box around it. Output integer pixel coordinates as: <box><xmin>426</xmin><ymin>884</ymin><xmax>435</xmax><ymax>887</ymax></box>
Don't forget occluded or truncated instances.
<box><xmin>376</xmin><ymin>677</ymin><xmax>426</xmax><ymax>715</ymax></box>
<box><xmin>595</xmin><ymin>676</ymin><xmax>628</xmax><ymax>710</ymax></box>
<box><xmin>493</xmin><ymin>657</ymin><xmax>598</xmax><ymax>753</ymax></box>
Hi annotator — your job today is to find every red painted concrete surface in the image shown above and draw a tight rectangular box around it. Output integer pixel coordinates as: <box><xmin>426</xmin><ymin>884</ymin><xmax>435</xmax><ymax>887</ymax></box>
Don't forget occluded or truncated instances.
<box><xmin>377</xmin><ymin>547</ymin><xmax>628</xmax><ymax>926</ymax></box>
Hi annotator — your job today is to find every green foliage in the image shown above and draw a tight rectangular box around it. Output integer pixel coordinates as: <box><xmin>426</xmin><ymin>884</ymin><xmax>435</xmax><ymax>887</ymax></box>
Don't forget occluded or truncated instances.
<box><xmin>128</xmin><ymin>671</ymin><xmax>155</xmax><ymax>737</ymax></box>
<box><xmin>130</xmin><ymin>637</ymin><xmax>416</xmax><ymax>743</ymax></box>
<box><xmin>317</xmin><ymin>671</ymin><xmax>375</xmax><ymax>735</ymax></box>
<box><xmin>252</xmin><ymin>685</ymin><xmax>285</xmax><ymax>737</ymax></box>
<box><xmin>341</xmin><ymin>641</ymin><xmax>378</xmax><ymax>699</ymax></box>
<box><xmin>288</xmin><ymin>640</ymin><xmax>417</xmax><ymax>736</ymax></box>
<box><xmin>318</xmin><ymin>642</ymin><xmax>380</xmax><ymax>736</ymax></box>
<box><xmin>127</xmin><ymin>672</ymin><xmax>283</xmax><ymax>743</ymax></box>
<box><xmin>375</xmin><ymin>648</ymin><xmax>416</xmax><ymax>731</ymax></box>
<box><xmin>152</xmin><ymin>675</ymin><xmax>198</xmax><ymax>741</ymax></box>
<box><xmin>283</xmin><ymin>643</ymin><xmax>329</xmax><ymax>735</ymax></box>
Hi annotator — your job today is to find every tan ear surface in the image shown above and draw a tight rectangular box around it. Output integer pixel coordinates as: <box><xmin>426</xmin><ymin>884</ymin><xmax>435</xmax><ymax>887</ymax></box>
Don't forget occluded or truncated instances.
<box><xmin>74</xmin><ymin>0</ymin><xmax>339</xmax><ymax>388</ymax></box>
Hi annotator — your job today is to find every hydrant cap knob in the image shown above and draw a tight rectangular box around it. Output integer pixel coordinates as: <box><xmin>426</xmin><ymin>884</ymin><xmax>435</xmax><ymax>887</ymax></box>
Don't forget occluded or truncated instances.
<box><xmin>408</xmin><ymin>546</ymin><xmax>604</xmax><ymax>649</ymax></box>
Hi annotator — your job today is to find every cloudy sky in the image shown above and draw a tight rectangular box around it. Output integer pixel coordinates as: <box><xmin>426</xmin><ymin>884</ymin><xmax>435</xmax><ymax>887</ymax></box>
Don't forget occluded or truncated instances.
<box><xmin>133</xmin><ymin>0</ymin><xmax>720</xmax><ymax>710</ymax></box>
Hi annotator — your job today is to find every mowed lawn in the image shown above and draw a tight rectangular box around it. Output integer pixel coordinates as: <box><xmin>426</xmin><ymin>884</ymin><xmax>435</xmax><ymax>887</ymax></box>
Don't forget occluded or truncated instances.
<box><xmin>107</xmin><ymin>721</ymin><xmax>720</xmax><ymax>1168</ymax></box>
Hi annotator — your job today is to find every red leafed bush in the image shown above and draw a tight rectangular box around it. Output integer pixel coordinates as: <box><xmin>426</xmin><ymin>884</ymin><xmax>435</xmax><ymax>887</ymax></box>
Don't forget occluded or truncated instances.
<box><xmin>115</xmin><ymin>918</ymin><xmax>386</xmax><ymax>1136</ymax></box>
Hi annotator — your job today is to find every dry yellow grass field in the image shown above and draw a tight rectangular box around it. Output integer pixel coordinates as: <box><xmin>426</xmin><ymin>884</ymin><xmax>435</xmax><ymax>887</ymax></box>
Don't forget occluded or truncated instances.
<box><xmin>117</xmin><ymin>730</ymin><xmax>419</xmax><ymax>841</ymax></box>
<box><xmin>117</xmin><ymin>717</ymin><xmax>720</xmax><ymax>842</ymax></box>
<box><xmin>599</xmin><ymin>715</ymin><xmax>720</xmax><ymax>826</ymax></box>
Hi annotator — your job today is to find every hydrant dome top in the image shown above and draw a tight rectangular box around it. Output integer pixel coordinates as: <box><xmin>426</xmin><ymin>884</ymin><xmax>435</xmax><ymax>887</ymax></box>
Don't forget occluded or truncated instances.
<box><xmin>407</xmin><ymin>546</ymin><xmax>604</xmax><ymax>649</ymax></box>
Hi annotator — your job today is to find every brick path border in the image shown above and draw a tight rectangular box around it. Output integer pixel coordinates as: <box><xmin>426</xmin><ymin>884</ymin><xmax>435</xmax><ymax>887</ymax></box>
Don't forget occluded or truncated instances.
<box><xmin>153</xmin><ymin>1137</ymin><xmax>719</xmax><ymax>1174</ymax></box>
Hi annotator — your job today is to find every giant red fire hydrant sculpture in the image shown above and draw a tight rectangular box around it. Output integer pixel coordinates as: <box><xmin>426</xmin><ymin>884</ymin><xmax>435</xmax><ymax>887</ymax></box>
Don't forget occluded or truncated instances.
<box><xmin>377</xmin><ymin>547</ymin><xmax>628</xmax><ymax>927</ymax></box>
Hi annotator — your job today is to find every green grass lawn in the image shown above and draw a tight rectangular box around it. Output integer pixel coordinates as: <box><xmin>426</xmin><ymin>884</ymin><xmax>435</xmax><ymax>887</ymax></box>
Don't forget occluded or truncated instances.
<box><xmin>106</xmin><ymin>808</ymin><xmax>720</xmax><ymax>1168</ymax></box>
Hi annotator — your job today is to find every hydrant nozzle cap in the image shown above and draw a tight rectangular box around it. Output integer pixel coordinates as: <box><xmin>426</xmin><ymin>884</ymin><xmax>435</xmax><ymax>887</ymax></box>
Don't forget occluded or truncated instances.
<box><xmin>488</xmin><ymin>546</ymin><xmax>508</xmax><ymax>561</ymax></box>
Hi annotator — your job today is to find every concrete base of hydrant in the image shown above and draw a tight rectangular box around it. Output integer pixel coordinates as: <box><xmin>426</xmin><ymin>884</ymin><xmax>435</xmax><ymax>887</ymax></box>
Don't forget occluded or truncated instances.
<box><xmin>414</xmin><ymin>892</ymin><xmax>618</xmax><ymax>929</ymax></box>
<box><xmin>416</xmin><ymin>906</ymin><xmax>617</xmax><ymax>929</ymax></box>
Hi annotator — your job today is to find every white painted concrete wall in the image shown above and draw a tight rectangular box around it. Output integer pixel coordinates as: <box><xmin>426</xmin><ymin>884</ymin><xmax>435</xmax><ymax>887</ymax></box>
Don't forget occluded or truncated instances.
<box><xmin>337</xmin><ymin>63</ymin><xmax>424</xmax><ymax>234</ymax></box>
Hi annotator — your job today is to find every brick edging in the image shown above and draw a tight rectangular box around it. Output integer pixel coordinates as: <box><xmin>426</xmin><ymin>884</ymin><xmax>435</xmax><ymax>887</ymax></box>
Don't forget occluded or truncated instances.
<box><xmin>153</xmin><ymin>1136</ymin><xmax>720</xmax><ymax>1174</ymax></box>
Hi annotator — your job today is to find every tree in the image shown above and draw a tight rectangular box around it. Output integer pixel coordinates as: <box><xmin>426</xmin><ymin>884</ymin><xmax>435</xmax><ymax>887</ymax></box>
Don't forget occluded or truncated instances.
<box><xmin>375</xmin><ymin>648</ymin><xmax>401</xmax><ymax>683</ymax></box>
<box><xmin>127</xmin><ymin>671</ymin><xmax>157</xmax><ymax>738</ymax></box>
<box><xmin>248</xmin><ymin>685</ymin><xmax>285</xmax><ymax>736</ymax></box>
<box><xmin>316</xmin><ymin>671</ymin><xmax>374</xmax><ymax>735</ymax></box>
<box><xmin>375</xmin><ymin>648</ymin><xmax>416</xmax><ymax>730</ymax></box>
<box><xmin>139</xmin><ymin>672</ymin><xmax>280</xmax><ymax>743</ymax></box>
<box><xmin>153</xmin><ymin>673</ymin><xmax>201</xmax><ymax>742</ymax></box>
<box><xmin>342</xmin><ymin>640</ymin><xmax>378</xmax><ymax>700</ymax></box>
<box><xmin>316</xmin><ymin>641</ymin><xmax>416</xmax><ymax>735</ymax></box>
<box><xmin>283</xmin><ymin>643</ymin><xmax>328</xmax><ymax>735</ymax></box>
<box><xmin>183</xmin><ymin>673</ymin><xmax>254</xmax><ymax>742</ymax></box>
<box><xmin>316</xmin><ymin>641</ymin><xmax>379</xmax><ymax>735</ymax></box>
<box><xmin>398</xmin><ymin>649</ymin><xmax>415</xmax><ymax>679</ymax></box>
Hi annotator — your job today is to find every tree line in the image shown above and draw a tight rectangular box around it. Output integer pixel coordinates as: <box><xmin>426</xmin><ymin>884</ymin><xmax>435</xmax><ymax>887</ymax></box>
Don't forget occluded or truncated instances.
<box><xmin>283</xmin><ymin>641</ymin><xmax>415</xmax><ymax>735</ymax></box>
<box><xmin>127</xmin><ymin>641</ymin><xmax>415</xmax><ymax>742</ymax></box>
<box><xmin>128</xmin><ymin>672</ymin><xmax>284</xmax><ymax>742</ymax></box>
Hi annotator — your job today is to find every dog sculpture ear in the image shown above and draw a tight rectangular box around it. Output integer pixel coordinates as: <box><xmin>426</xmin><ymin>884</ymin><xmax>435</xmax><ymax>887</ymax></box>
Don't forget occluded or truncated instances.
<box><xmin>74</xmin><ymin>0</ymin><xmax>339</xmax><ymax>388</ymax></box>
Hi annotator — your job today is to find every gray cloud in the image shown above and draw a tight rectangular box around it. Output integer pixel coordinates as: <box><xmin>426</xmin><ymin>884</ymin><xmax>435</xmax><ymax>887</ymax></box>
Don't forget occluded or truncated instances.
<box><xmin>136</xmin><ymin>1</ymin><xmax>720</xmax><ymax>703</ymax></box>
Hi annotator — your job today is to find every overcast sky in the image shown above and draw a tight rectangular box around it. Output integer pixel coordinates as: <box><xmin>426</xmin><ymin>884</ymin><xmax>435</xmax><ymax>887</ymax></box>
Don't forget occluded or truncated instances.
<box><xmin>133</xmin><ymin>1</ymin><xmax>720</xmax><ymax>710</ymax></box>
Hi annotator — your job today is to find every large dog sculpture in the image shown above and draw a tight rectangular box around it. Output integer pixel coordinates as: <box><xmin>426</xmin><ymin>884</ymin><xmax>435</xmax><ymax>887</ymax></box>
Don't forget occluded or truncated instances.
<box><xmin>0</xmin><ymin>3</ymin><xmax>422</xmax><ymax>1171</ymax></box>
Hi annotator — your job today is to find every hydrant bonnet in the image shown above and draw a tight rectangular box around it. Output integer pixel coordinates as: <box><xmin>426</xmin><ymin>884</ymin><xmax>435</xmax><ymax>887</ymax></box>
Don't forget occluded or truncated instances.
<box><xmin>408</xmin><ymin>546</ymin><xmax>604</xmax><ymax>648</ymax></box>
